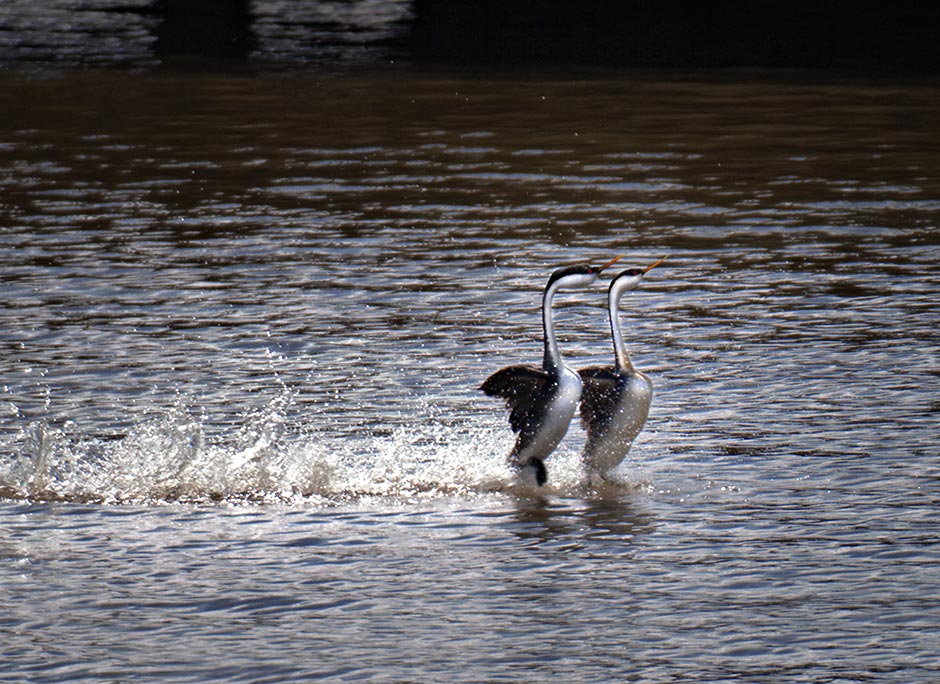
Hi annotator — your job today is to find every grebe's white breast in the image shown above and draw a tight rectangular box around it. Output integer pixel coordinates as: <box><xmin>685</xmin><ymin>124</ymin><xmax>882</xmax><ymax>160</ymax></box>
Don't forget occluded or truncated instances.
<box><xmin>582</xmin><ymin>370</ymin><xmax>653</xmax><ymax>476</ymax></box>
<box><xmin>515</xmin><ymin>365</ymin><xmax>582</xmax><ymax>464</ymax></box>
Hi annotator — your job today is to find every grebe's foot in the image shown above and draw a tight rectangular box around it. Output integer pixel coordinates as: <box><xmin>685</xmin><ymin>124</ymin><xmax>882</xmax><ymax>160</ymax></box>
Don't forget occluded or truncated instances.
<box><xmin>512</xmin><ymin>457</ymin><xmax>548</xmax><ymax>487</ymax></box>
<box><xmin>579</xmin><ymin>468</ymin><xmax>632</xmax><ymax>497</ymax></box>
<box><xmin>528</xmin><ymin>457</ymin><xmax>547</xmax><ymax>486</ymax></box>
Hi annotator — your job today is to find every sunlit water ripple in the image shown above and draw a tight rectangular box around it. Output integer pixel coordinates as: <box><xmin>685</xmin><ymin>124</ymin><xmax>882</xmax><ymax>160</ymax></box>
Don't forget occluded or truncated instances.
<box><xmin>2</xmin><ymin>70</ymin><xmax>939</xmax><ymax>682</ymax></box>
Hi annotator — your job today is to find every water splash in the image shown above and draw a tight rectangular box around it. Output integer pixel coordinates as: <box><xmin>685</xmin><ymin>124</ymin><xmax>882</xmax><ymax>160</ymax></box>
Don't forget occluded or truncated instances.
<box><xmin>0</xmin><ymin>390</ymin><xmax>655</xmax><ymax>505</ymax></box>
<box><xmin>0</xmin><ymin>391</ymin><xmax>554</xmax><ymax>504</ymax></box>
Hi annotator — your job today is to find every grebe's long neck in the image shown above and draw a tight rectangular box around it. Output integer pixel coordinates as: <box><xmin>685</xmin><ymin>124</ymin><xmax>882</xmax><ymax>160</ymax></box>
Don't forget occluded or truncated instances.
<box><xmin>609</xmin><ymin>282</ymin><xmax>635</xmax><ymax>373</ymax></box>
<box><xmin>541</xmin><ymin>279</ymin><xmax>564</xmax><ymax>372</ymax></box>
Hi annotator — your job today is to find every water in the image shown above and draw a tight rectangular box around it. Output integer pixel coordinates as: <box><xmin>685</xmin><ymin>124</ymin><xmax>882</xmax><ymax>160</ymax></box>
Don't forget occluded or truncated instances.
<box><xmin>2</xmin><ymin>60</ymin><xmax>940</xmax><ymax>681</ymax></box>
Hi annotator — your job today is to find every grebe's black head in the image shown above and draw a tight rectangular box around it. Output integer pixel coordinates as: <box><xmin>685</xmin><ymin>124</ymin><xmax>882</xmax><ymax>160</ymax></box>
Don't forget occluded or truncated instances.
<box><xmin>546</xmin><ymin>255</ymin><xmax>624</xmax><ymax>290</ymax></box>
<box><xmin>609</xmin><ymin>256</ymin><xmax>667</xmax><ymax>299</ymax></box>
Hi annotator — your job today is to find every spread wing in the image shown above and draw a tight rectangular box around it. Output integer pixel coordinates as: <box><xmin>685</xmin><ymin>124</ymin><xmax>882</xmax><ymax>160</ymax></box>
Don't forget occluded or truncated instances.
<box><xmin>577</xmin><ymin>366</ymin><xmax>619</xmax><ymax>437</ymax></box>
<box><xmin>480</xmin><ymin>364</ymin><xmax>552</xmax><ymax>434</ymax></box>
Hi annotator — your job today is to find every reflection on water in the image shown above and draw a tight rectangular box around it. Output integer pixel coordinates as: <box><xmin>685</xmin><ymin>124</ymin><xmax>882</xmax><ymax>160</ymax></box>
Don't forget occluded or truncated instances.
<box><xmin>0</xmin><ymin>0</ymin><xmax>414</xmax><ymax>70</ymax></box>
<box><xmin>1</xmin><ymin>66</ymin><xmax>939</xmax><ymax>682</ymax></box>
<box><xmin>3</xmin><ymin>1</ymin><xmax>940</xmax><ymax>71</ymax></box>
<box><xmin>510</xmin><ymin>495</ymin><xmax>656</xmax><ymax>546</ymax></box>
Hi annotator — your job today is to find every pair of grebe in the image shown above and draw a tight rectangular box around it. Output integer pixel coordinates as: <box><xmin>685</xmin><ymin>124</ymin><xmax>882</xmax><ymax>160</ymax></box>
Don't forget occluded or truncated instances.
<box><xmin>481</xmin><ymin>255</ymin><xmax>665</xmax><ymax>486</ymax></box>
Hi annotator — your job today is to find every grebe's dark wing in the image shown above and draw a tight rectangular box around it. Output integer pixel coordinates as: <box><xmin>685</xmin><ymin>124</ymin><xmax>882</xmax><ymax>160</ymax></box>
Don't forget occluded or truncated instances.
<box><xmin>577</xmin><ymin>366</ymin><xmax>619</xmax><ymax>437</ymax></box>
<box><xmin>481</xmin><ymin>364</ymin><xmax>551</xmax><ymax>434</ymax></box>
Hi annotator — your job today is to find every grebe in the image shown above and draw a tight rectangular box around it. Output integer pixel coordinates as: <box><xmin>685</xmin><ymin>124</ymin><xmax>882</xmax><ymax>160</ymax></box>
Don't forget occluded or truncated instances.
<box><xmin>481</xmin><ymin>255</ymin><xmax>623</xmax><ymax>486</ymax></box>
<box><xmin>578</xmin><ymin>257</ymin><xmax>666</xmax><ymax>479</ymax></box>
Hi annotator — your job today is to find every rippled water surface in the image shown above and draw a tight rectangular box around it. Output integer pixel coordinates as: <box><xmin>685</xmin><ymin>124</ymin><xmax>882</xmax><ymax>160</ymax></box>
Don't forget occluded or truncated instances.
<box><xmin>2</xmin><ymin>67</ymin><xmax>940</xmax><ymax>682</ymax></box>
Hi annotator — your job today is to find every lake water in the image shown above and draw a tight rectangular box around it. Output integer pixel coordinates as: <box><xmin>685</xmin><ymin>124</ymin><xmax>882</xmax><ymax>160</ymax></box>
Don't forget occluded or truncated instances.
<box><xmin>2</xmin><ymin>55</ymin><xmax>940</xmax><ymax>682</ymax></box>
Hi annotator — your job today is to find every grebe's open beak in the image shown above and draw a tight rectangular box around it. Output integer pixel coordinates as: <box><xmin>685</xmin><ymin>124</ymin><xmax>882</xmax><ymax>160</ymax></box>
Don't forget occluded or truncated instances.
<box><xmin>598</xmin><ymin>254</ymin><xmax>624</xmax><ymax>273</ymax></box>
<box><xmin>642</xmin><ymin>255</ymin><xmax>668</xmax><ymax>274</ymax></box>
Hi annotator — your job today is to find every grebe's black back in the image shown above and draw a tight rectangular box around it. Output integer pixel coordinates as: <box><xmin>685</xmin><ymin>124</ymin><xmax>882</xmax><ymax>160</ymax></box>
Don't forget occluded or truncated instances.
<box><xmin>481</xmin><ymin>256</ymin><xmax>623</xmax><ymax>486</ymax></box>
<box><xmin>578</xmin><ymin>257</ymin><xmax>665</xmax><ymax>480</ymax></box>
